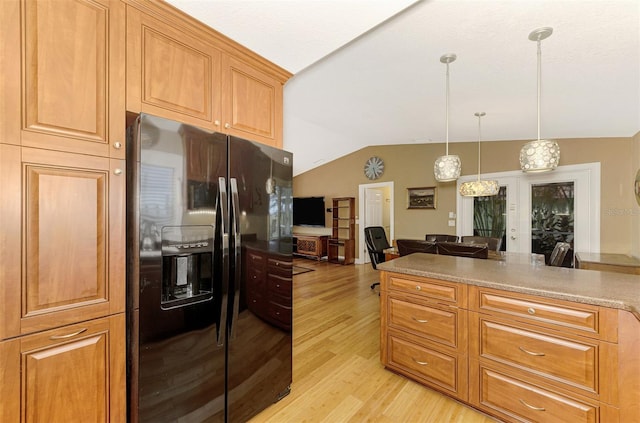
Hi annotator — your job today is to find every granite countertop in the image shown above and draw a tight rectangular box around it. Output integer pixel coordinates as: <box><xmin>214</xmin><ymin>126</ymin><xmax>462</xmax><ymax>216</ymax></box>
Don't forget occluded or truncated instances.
<box><xmin>377</xmin><ymin>253</ymin><xmax>640</xmax><ymax>320</ymax></box>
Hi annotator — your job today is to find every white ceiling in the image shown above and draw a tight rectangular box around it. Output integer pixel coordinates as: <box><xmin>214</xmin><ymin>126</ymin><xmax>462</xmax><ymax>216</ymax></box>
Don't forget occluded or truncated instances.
<box><xmin>167</xmin><ymin>0</ymin><xmax>640</xmax><ymax>176</ymax></box>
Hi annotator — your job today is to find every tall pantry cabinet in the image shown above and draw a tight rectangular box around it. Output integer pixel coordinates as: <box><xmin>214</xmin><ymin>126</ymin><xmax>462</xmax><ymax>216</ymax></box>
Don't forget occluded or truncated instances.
<box><xmin>0</xmin><ymin>0</ymin><xmax>126</xmax><ymax>421</ymax></box>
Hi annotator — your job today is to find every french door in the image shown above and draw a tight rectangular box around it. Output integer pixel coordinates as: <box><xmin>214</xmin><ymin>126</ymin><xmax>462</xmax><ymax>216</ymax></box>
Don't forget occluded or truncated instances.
<box><xmin>457</xmin><ymin>163</ymin><xmax>600</xmax><ymax>255</ymax></box>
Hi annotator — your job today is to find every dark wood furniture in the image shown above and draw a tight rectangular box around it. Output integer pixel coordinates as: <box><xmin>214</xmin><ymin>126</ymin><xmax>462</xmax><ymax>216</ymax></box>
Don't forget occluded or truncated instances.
<box><xmin>328</xmin><ymin>197</ymin><xmax>355</xmax><ymax>265</ymax></box>
<box><xmin>575</xmin><ymin>252</ymin><xmax>640</xmax><ymax>275</ymax></box>
<box><xmin>244</xmin><ymin>246</ymin><xmax>292</xmax><ymax>330</ymax></box>
<box><xmin>293</xmin><ymin>234</ymin><xmax>328</xmax><ymax>261</ymax></box>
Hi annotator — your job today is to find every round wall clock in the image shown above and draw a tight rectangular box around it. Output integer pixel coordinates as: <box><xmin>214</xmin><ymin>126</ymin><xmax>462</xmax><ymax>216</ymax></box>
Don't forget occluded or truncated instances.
<box><xmin>364</xmin><ymin>156</ymin><xmax>384</xmax><ymax>180</ymax></box>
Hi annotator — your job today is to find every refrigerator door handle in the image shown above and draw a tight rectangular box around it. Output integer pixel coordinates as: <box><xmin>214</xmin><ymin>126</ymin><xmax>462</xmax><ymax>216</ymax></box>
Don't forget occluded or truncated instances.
<box><xmin>217</xmin><ymin>177</ymin><xmax>229</xmax><ymax>347</ymax></box>
<box><xmin>229</xmin><ymin>177</ymin><xmax>241</xmax><ymax>341</ymax></box>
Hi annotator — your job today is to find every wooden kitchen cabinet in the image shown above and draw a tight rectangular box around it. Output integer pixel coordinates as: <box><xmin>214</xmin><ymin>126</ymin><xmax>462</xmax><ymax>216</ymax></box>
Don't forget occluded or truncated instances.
<box><xmin>380</xmin><ymin>271</ymin><xmax>640</xmax><ymax>423</ymax></box>
<box><xmin>222</xmin><ymin>54</ymin><xmax>283</xmax><ymax>148</ymax></box>
<box><xmin>126</xmin><ymin>6</ymin><xmax>222</xmax><ymax>130</ymax></box>
<box><xmin>0</xmin><ymin>314</ymin><xmax>126</xmax><ymax>422</ymax></box>
<box><xmin>126</xmin><ymin>1</ymin><xmax>287</xmax><ymax>148</ymax></box>
<box><xmin>0</xmin><ymin>146</ymin><xmax>126</xmax><ymax>340</ymax></box>
<box><xmin>2</xmin><ymin>0</ymin><xmax>126</xmax><ymax>159</ymax></box>
<box><xmin>468</xmin><ymin>286</ymin><xmax>619</xmax><ymax>423</ymax></box>
<box><xmin>380</xmin><ymin>273</ymin><xmax>468</xmax><ymax>401</ymax></box>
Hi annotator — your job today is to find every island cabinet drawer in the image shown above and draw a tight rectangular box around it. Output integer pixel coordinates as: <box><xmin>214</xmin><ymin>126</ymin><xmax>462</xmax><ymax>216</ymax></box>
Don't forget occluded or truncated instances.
<box><xmin>387</xmin><ymin>333</ymin><xmax>464</xmax><ymax>399</ymax></box>
<box><xmin>475</xmin><ymin>318</ymin><xmax>599</xmax><ymax>394</ymax></box>
<box><xmin>475</xmin><ymin>366</ymin><xmax>600</xmax><ymax>423</ymax></box>
<box><xmin>470</xmin><ymin>286</ymin><xmax>609</xmax><ymax>339</ymax></box>
<box><xmin>387</xmin><ymin>295</ymin><xmax>460</xmax><ymax>349</ymax></box>
<box><xmin>385</xmin><ymin>274</ymin><xmax>465</xmax><ymax>306</ymax></box>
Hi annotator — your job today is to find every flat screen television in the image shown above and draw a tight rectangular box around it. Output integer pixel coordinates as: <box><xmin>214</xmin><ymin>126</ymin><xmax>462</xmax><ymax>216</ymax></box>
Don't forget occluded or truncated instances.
<box><xmin>293</xmin><ymin>196</ymin><xmax>325</xmax><ymax>227</ymax></box>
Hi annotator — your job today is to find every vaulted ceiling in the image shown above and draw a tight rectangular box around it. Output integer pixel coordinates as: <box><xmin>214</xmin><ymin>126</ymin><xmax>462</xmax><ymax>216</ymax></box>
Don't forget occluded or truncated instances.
<box><xmin>167</xmin><ymin>0</ymin><xmax>640</xmax><ymax>176</ymax></box>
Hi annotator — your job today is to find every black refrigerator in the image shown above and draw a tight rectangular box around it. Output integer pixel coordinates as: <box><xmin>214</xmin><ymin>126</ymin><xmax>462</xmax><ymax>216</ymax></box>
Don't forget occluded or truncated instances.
<box><xmin>126</xmin><ymin>113</ymin><xmax>293</xmax><ymax>422</ymax></box>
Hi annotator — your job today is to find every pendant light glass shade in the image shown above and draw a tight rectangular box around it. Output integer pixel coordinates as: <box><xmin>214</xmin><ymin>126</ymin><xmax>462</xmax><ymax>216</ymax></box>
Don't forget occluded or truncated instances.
<box><xmin>460</xmin><ymin>112</ymin><xmax>499</xmax><ymax>197</ymax></box>
<box><xmin>434</xmin><ymin>53</ymin><xmax>461</xmax><ymax>182</ymax></box>
<box><xmin>520</xmin><ymin>27</ymin><xmax>559</xmax><ymax>173</ymax></box>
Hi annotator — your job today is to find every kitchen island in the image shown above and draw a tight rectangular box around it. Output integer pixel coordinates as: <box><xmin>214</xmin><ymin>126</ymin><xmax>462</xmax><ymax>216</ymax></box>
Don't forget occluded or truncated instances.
<box><xmin>377</xmin><ymin>253</ymin><xmax>640</xmax><ymax>423</ymax></box>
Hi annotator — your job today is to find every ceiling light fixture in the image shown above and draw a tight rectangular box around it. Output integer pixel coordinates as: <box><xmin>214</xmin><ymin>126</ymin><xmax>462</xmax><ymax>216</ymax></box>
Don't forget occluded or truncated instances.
<box><xmin>459</xmin><ymin>112</ymin><xmax>499</xmax><ymax>197</ymax></box>
<box><xmin>434</xmin><ymin>53</ymin><xmax>461</xmax><ymax>182</ymax></box>
<box><xmin>519</xmin><ymin>27</ymin><xmax>560</xmax><ymax>172</ymax></box>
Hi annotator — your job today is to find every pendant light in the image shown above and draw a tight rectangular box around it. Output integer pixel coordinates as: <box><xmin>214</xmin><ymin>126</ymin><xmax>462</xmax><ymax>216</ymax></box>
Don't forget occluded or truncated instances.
<box><xmin>519</xmin><ymin>27</ymin><xmax>560</xmax><ymax>172</ymax></box>
<box><xmin>434</xmin><ymin>54</ymin><xmax>461</xmax><ymax>182</ymax></box>
<box><xmin>459</xmin><ymin>112</ymin><xmax>499</xmax><ymax>197</ymax></box>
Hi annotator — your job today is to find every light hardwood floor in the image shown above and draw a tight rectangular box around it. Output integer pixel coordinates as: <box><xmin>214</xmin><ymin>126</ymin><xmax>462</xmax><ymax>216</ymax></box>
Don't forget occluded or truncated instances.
<box><xmin>249</xmin><ymin>259</ymin><xmax>496</xmax><ymax>423</ymax></box>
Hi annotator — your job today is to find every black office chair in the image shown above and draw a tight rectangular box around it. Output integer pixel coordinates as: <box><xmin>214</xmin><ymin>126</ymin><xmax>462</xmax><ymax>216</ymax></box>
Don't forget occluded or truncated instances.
<box><xmin>364</xmin><ymin>226</ymin><xmax>391</xmax><ymax>290</ymax></box>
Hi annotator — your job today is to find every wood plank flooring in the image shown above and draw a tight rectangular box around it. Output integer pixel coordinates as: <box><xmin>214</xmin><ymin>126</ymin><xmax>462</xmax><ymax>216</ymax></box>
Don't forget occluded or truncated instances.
<box><xmin>249</xmin><ymin>259</ymin><xmax>496</xmax><ymax>423</ymax></box>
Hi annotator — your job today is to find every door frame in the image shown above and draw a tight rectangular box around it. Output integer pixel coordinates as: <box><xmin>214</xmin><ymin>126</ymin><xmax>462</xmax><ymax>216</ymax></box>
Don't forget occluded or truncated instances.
<box><xmin>457</xmin><ymin>162</ymin><xmax>601</xmax><ymax>254</ymax></box>
<box><xmin>358</xmin><ymin>181</ymin><xmax>394</xmax><ymax>264</ymax></box>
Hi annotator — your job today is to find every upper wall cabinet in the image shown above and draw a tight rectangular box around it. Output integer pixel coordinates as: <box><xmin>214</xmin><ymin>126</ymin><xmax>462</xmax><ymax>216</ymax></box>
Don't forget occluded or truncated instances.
<box><xmin>222</xmin><ymin>55</ymin><xmax>283</xmax><ymax>148</ymax></box>
<box><xmin>125</xmin><ymin>3</ymin><xmax>287</xmax><ymax>149</ymax></box>
<box><xmin>126</xmin><ymin>6</ymin><xmax>223</xmax><ymax>130</ymax></box>
<box><xmin>1</xmin><ymin>0</ymin><xmax>126</xmax><ymax>159</ymax></box>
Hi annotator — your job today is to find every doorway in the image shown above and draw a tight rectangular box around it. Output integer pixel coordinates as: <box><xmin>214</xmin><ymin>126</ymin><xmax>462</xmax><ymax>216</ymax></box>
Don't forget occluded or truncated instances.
<box><xmin>457</xmin><ymin>163</ymin><xmax>600</xmax><ymax>255</ymax></box>
<box><xmin>358</xmin><ymin>182</ymin><xmax>394</xmax><ymax>264</ymax></box>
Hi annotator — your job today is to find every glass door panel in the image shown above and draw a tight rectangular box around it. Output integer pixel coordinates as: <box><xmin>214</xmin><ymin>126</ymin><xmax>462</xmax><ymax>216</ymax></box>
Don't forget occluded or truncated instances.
<box><xmin>531</xmin><ymin>182</ymin><xmax>574</xmax><ymax>264</ymax></box>
<box><xmin>473</xmin><ymin>186</ymin><xmax>507</xmax><ymax>251</ymax></box>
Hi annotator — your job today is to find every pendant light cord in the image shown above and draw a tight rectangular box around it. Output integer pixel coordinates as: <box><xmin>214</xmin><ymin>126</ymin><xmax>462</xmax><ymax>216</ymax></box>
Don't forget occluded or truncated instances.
<box><xmin>537</xmin><ymin>39</ymin><xmax>542</xmax><ymax>141</ymax></box>
<box><xmin>445</xmin><ymin>61</ymin><xmax>450</xmax><ymax>154</ymax></box>
<box><xmin>477</xmin><ymin>114</ymin><xmax>482</xmax><ymax>182</ymax></box>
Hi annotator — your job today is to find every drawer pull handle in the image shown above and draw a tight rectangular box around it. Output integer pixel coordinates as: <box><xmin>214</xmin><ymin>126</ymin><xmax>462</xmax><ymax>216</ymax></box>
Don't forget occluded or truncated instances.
<box><xmin>412</xmin><ymin>358</ymin><xmax>429</xmax><ymax>366</ymax></box>
<box><xmin>412</xmin><ymin>317</ymin><xmax>429</xmax><ymax>323</ymax></box>
<box><xmin>50</xmin><ymin>328</ymin><xmax>88</xmax><ymax>340</ymax></box>
<box><xmin>519</xmin><ymin>346</ymin><xmax>546</xmax><ymax>356</ymax></box>
<box><xmin>527</xmin><ymin>307</ymin><xmax>536</xmax><ymax>315</ymax></box>
<box><xmin>415</xmin><ymin>286</ymin><xmax>421</xmax><ymax>291</ymax></box>
<box><xmin>519</xmin><ymin>399</ymin><xmax>546</xmax><ymax>411</ymax></box>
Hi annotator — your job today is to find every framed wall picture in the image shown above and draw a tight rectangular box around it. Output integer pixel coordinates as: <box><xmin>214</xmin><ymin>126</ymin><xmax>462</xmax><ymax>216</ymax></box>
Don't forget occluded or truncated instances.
<box><xmin>407</xmin><ymin>187</ymin><xmax>436</xmax><ymax>209</ymax></box>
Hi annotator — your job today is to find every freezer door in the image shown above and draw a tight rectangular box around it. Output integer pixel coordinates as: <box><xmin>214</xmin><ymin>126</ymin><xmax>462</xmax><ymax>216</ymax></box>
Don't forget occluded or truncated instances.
<box><xmin>227</xmin><ymin>137</ymin><xmax>293</xmax><ymax>422</ymax></box>
<box><xmin>133</xmin><ymin>114</ymin><xmax>229</xmax><ymax>422</ymax></box>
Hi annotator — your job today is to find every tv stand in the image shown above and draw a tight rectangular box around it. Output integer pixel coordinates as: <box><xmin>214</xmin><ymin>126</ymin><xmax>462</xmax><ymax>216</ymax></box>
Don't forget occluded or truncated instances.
<box><xmin>293</xmin><ymin>234</ymin><xmax>328</xmax><ymax>261</ymax></box>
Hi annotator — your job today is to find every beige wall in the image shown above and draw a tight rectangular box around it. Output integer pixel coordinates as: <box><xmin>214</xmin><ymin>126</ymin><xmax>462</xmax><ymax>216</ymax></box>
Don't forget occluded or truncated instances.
<box><xmin>293</xmin><ymin>136</ymin><xmax>636</xmax><ymax>259</ymax></box>
<box><xmin>632</xmin><ymin>131</ymin><xmax>640</xmax><ymax>258</ymax></box>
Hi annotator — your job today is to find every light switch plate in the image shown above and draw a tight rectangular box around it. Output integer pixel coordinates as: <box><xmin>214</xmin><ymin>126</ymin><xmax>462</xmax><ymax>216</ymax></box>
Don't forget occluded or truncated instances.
<box><xmin>448</xmin><ymin>220</ymin><xmax>456</xmax><ymax>227</ymax></box>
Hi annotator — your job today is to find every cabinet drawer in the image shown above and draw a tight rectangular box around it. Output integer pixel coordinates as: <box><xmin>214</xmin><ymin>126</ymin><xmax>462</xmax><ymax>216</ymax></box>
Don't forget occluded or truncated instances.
<box><xmin>387</xmin><ymin>334</ymin><xmax>458</xmax><ymax>394</ymax></box>
<box><xmin>267</xmin><ymin>302</ymin><xmax>291</xmax><ymax>328</ymax></box>
<box><xmin>267</xmin><ymin>275</ymin><xmax>291</xmax><ymax>300</ymax></box>
<box><xmin>475</xmin><ymin>288</ymin><xmax>599</xmax><ymax>335</ymax></box>
<box><xmin>479</xmin><ymin>319</ymin><xmax>598</xmax><ymax>393</ymax></box>
<box><xmin>478</xmin><ymin>366</ymin><xmax>599</xmax><ymax>423</ymax></box>
<box><xmin>388</xmin><ymin>275</ymin><xmax>461</xmax><ymax>305</ymax></box>
<box><xmin>388</xmin><ymin>296</ymin><xmax>458</xmax><ymax>348</ymax></box>
<box><xmin>268</xmin><ymin>258</ymin><xmax>292</xmax><ymax>277</ymax></box>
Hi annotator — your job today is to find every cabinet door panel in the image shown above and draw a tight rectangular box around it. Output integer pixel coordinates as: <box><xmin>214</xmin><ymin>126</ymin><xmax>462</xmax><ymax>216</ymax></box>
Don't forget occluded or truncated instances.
<box><xmin>18</xmin><ymin>148</ymin><xmax>125</xmax><ymax>335</ymax></box>
<box><xmin>21</xmin><ymin>0</ymin><xmax>125</xmax><ymax>158</ymax></box>
<box><xmin>1</xmin><ymin>315</ymin><xmax>125</xmax><ymax>423</ymax></box>
<box><xmin>127</xmin><ymin>8</ymin><xmax>221</xmax><ymax>128</ymax></box>
<box><xmin>223</xmin><ymin>55</ymin><xmax>282</xmax><ymax>147</ymax></box>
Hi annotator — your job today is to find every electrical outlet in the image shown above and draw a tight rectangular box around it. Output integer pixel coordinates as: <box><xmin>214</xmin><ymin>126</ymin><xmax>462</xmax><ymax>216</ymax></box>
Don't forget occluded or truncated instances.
<box><xmin>448</xmin><ymin>220</ymin><xmax>456</xmax><ymax>227</ymax></box>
